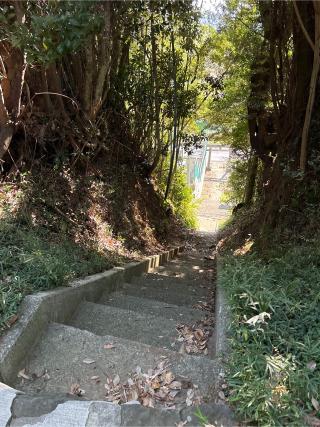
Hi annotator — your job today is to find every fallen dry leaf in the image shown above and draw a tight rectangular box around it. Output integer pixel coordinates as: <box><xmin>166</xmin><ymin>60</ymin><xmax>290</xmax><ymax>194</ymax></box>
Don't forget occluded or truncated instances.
<box><xmin>312</xmin><ymin>397</ymin><xmax>320</xmax><ymax>412</ymax></box>
<box><xmin>307</xmin><ymin>361</ymin><xmax>317</xmax><ymax>371</ymax></box>
<box><xmin>175</xmin><ymin>318</ymin><xmax>213</xmax><ymax>355</ymax></box>
<box><xmin>82</xmin><ymin>358</ymin><xmax>95</xmax><ymax>365</ymax></box>
<box><xmin>18</xmin><ymin>368</ymin><xmax>30</xmax><ymax>380</ymax></box>
<box><xmin>42</xmin><ymin>372</ymin><xmax>50</xmax><ymax>381</ymax></box>
<box><xmin>151</xmin><ymin>379</ymin><xmax>161</xmax><ymax>390</ymax></box>
<box><xmin>194</xmin><ymin>329</ymin><xmax>204</xmax><ymax>340</ymax></box>
<box><xmin>304</xmin><ymin>415</ymin><xmax>320</xmax><ymax>427</ymax></box>
<box><xmin>113</xmin><ymin>375</ymin><xmax>121</xmax><ymax>386</ymax></box>
<box><xmin>104</xmin><ymin>343</ymin><xmax>115</xmax><ymax>350</ymax></box>
<box><xmin>103</xmin><ymin>361</ymin><xmax>201</xmax><ymax>409</ymax></box>
<box><xmin>6</xmin><ymin>314</ymin><xmax>18</xmax><ymax>327</ymax></box>
<box><xmin>142</xmin><ymin>396</ymin><xmax>155</xmax><ymax>408</ymax></box>
<box><xmin>169</xmin><ymin>381</ymin><xmax>182</xmax><ymax>390</ymax></box>
<box><xmin>69</xmin><ymin>383</ymin><xmax>85</xmax><ymax>396</ymax></box>
<box><xmin>163</xmin><ymin>371</ymin><xmax>175</xmax><ymax>384</ymax></box>
<box><xmin>218</xmin><ymin>391</ymin><xmax>226</xmax><ymax>400</ymax></box>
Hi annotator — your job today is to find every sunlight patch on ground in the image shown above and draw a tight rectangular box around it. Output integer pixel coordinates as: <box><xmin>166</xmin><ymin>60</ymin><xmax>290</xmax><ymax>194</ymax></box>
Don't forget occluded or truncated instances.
<box><xmin>197</xmin><ymin>147</ymin><xmax>231</xmax><ymax>233</ymax></box>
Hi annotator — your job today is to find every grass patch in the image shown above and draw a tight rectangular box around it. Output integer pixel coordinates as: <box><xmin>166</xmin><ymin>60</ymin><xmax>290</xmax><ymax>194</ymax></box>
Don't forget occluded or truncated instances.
<box><xmin>220</xmin><ymin>243</ymin><xmax>320</xmax><ymax>425</ymax></box>
<box><xmin>0</xmin><ymin>221</ymin><xmax>113</xmax><ymax>333</ymax></box>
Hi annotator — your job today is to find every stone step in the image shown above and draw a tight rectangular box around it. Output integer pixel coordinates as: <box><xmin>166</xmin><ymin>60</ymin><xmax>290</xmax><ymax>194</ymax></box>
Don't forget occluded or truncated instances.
<box><xmin>136</xmin><ymin>257</ymin><xmax>211</xmax><ymax>281</ymax></box>
<box><xmin>131</xmin><ymin>268</ymin><xmax>212</xmax><ymax>296</ymax></box>
<box><xmin>100</xmin><ymin>292</ymin><xmax>204</xmax><ymax>323</ymax></box>
<box><xmin>9</xmin><ymin>394</ymin><xmax>181</xmax><ymax>427</ymax></box>
<box><xmin>14</xmin><ymin>323</ymin><xmax>221</xmax><ymax>404</ymax></box>
<box><xmin>120</xmin><ymin>279</ymin><xmax>209</xmax><ymax>307</ymax></box>
<box><xmin>69</xmin><ymin>301</ymin><xmax>183</xmax><ymax>351</ymax></box>
<box><xmin>8</xmin><ymin>392</ymin><xmax>235</xmax><ymax>426</ymax></box>
<box><xmin>132</xmin><ymin>270</ymin><xmax>212</xmax><ymax>288</ymax></box>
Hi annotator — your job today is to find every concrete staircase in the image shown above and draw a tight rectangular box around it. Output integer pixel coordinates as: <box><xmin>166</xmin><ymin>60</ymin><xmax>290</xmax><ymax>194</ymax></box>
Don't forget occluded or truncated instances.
<box><xmin>3</xmin><ymin>252</ymin><xmax>234</xmax><ymax>426</ymax></box>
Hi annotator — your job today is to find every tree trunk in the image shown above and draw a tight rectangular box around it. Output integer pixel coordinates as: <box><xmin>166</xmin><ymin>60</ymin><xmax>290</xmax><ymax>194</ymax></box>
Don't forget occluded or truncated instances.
<box><xmin>165</xmin><ymin>28</ymin><xmax>178</xmax><ymax>200</ymax></box>
<box><xmin>83</xmin><ymin>37</ymin><xmax>94</xmax><ymax>118</ymax></box>
<box><xmin>299</xmin><ymin>1</ymin><xmax>320</xmax><ymax>171</ymax></box>
<box><xmin>46</xmin><ymin>63</ymin><xmax>69</xmax><ymax>120</ymax></box>
<box><xmin>0</xmin><ymin>2</ymin><xmax>26</xmax><ymax>161</ymax></box>
<box><xmin>150</xmin><ymin>10</ymin><xmax>162</xmax><ymax>173</ymax></box>
<box><xmin>260</xmin><ymin>1</ymin><xmax>314</xmax><ymax>228</ymax></box>
<box><xmin>93</xmin><ymin>2</ymin><xmax>112</xmax><ymax>118</ymax></box>
<box><xmin>244</xmin><ymin>153</ymin><xmax>259</xmax><ymax>205</ymax></box>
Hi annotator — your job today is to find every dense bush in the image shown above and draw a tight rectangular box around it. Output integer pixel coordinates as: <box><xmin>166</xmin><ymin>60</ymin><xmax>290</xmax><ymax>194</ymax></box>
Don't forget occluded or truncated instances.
<box><xmin>158</xmin><ymin>161</ymin><xmax>198</xmax><ymax>229</ymax></box>
<box><xmin>220</xmin><ymin>243</ymin><xmax>320</xmax><ymax>425</ymax></box>
<box><xmin>0</xmin><ymin>221</ymin><xmax>111</xmax><ymax>332</ymax></box>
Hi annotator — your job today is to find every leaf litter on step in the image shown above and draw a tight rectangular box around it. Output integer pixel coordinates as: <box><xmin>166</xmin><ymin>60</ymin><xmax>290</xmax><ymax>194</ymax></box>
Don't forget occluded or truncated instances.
<box><xmin>104</xmin><ymin>358</ymin><xmax>202</xmax><ymax>408</ymax></box>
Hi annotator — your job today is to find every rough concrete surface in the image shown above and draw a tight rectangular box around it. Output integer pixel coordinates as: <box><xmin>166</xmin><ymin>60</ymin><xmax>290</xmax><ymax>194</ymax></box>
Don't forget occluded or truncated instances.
<box><xmin>10</xmin><ymin>400</ymin><xmax>92</xmax><ymax>427</ymax></box>
<box><xmin>120</xmin><ymin>279</ymin><xmax>208</xmax><ymax>307</ymax></box>
<box><xmin>0</xmin><ymin>248</ymin><xmax>181</xmax><ymax>385</ymax></box>
<box><xmin>100</xmin><ymin>292</ymin><xmax>204</xmax><ymax>322</ymax></box>
<box><xmin>1</xmin><ymin>245</ymin><xmax>235</xmax><ymax>426</ymax></box>
<box><xmin>213</xmin><ymin>258</ymin><xmax>230</xmax><ymax>359</ymax></box>
<box><xmin>14</xmin><ymin>323</ymin><xmax>220</xmax><ymax>401</ymax></box>
<box><xmin>0</xmin><ymin>388</ymin><xmax>17</xmax><ymax>427</ymax></box>
<box><xmin>181</xmin><ymin>403</ymin><xmax>236</xmax><ymax>427</ymax></box>
<box><xmin>69</xmin><ymin>301</ymin><xmax>181</xmax><ymax>350</ymax></box>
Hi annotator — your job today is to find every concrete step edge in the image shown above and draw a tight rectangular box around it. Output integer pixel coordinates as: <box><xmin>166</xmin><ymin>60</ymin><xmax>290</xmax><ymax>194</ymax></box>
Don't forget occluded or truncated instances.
<box><xmin>2</xmin><ymin>384</ymin><xmax>236</xmax><ymax>427</ymax></box>
<box><xmin>100</xmin><ymin>292</ymin><xmax>205</xmax><ymax>319</ymax></box>
<box><xmin>0</xmin><ymin>246</ymin><xmax>184</xmax><ymax>384</ymax></box>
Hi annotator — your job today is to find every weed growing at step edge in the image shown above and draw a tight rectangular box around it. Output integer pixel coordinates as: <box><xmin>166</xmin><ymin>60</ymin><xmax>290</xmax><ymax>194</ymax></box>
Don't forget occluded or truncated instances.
<box><xmin>220</xmin><ymin>244</ymin><xmax>320</xmax><ymax>425</ymax></box>
<box><xmin>0</xmin><ymin>221</ymin><xmax>112</xmax><ymax>332</ymax></box>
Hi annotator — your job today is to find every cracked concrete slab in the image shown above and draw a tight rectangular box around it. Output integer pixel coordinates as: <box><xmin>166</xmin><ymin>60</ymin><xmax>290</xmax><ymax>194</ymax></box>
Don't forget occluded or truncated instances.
<box><xmin>10</xmin><ymin>401</ymin><xmax>92</xmax><ymax>427</ymax></box>
<box><xmin>86</xmin><ymin>402</ymin><xmax>121</xmax><ymax>427</ymax></box>
<box><xmin>0</xmin><ymin>387</ymin><xmax>18</xmax><ymax>427</ymax></box>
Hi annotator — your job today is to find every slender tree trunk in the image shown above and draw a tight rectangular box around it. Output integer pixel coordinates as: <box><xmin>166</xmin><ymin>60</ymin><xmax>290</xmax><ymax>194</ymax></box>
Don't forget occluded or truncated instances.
<box><xmin>46</xmin><ymin>63</ymin><xmax>68</xmax><ymax>120</ymax></box>
<box><xmin>165</xmin><ymin>28</ymin><xmax>178</xmax><ymax>200</ymax></box>
<box><xmin>299</xmin><ymin>1</ymin><xmax>320</xmax><ymax>171</ymax></box>
<box><xmin>93</xmin><ymin>2</ymin><xmax>112</xmax><ymax>118</ymax></box>
<box><xmin>150</xmin><ymin>10</ymin><xmax>162</xmax><ymax>173</ymax></box>
<box><xmin>83</xmin><ymin>36</ymin><xmax>94</xmax><ymax>118</ymax></box>
<box><xmin>0</xmin><ymin>2</ymin><xmax>26</xmax><ymax>161</ymax></box>
<box><xmin>244</xmin><ymin>153</ymin><xmax>259</xmax><ymax>205</ymax></box>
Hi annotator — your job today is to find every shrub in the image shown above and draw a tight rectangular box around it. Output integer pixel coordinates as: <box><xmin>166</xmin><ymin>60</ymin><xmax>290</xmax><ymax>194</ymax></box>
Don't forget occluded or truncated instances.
<box><xmin>158</xmin><ymin>162</ymin><xmax>198</xmax><ymax>229</ymax></box>
<box><xmin>0</xmin><ymin>221</ymin><xmax>111</xmax><ymax>332</ymax></box>
<box><xmin>220</xmin><ymin>243</ymin><xmax>320</xmax><ymax>425</ymax></box>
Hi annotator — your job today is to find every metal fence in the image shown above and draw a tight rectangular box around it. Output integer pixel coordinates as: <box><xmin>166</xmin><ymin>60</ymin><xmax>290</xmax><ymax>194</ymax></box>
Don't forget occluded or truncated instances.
<box><xmin>180</xmin><ymin>139</ymin><xmax>209</xmax><ymax>198</ymax></box>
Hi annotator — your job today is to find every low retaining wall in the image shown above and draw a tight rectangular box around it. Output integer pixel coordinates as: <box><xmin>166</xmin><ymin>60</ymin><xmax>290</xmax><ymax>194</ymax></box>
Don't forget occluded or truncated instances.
<box><xmin>213</xmin><ymin>256</ymin><xmax>230</xmax><ymax>359</ymax></box>
<box><xmin>0</xmin><ymin>247</ymin><xmax>183</xmax><ymax>385</ymax></box>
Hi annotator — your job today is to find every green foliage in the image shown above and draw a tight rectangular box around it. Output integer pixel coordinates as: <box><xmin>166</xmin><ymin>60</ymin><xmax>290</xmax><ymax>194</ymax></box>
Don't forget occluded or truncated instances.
<box><xmin>199</xmin><ymin>0</ymin><xmax>264</xmax><ymax>204</ymax></box>
<box><xmin>158</xmin><ymin>161</ymin><xmax>198</xmax><ymax>229</ymax></box>
<box><xmin>194</xmin><ymin>407</ymin><xmax>210</xmax><ymax>426</ymax></box>
<box><xmin>169</xmin><ymin>166</ymin><xmax>198</xmax><ymax>229</ymax></box>
<box><xmin>6</xmin><ymin>2</ymin><xmax>102</xmax><ymax>64</ymax></box>
<box><xmin>221</xmin><ymin>158</ymin><xmax>248</xmax><ymax>205</ymax></box>
<box><xmin>220</xmin><ymin>243</ymin><xmax>320</xmax><ymax>425</ymax></box>
<box><xmin>0</xmin><ymin>221</ymin><xmax>111</xmax><ymax>332</ymax></box>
